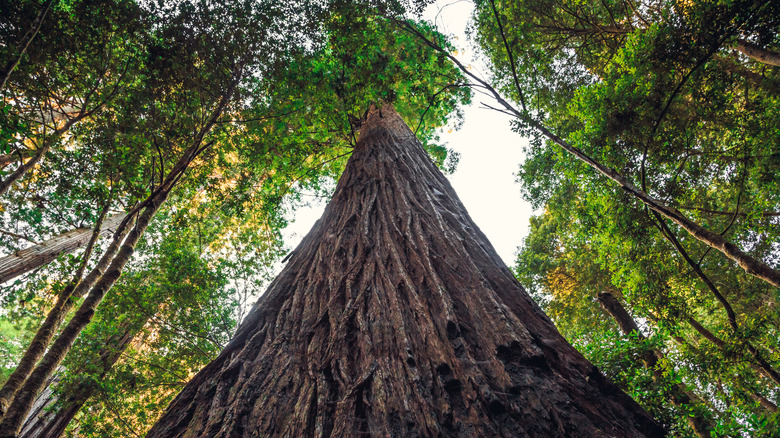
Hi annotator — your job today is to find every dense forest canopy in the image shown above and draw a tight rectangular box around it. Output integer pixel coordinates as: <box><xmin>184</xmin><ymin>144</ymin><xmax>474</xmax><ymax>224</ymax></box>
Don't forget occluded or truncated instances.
<box><xmin>0</xmin><ymin>0</ymin><xmax>777</xmax><ymax>436</ymax></box>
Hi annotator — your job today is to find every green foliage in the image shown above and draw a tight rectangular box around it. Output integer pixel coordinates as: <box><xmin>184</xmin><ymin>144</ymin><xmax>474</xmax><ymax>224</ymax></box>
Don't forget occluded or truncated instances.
<box><xmin>51</xmin><ymin>215</ymin><xmax>243</xmax><ymax>437</ymax></box>
<box><xmin>471</xmin><ymin>0</ymin><xmax>780</xmax><ymax>433</ymax></box>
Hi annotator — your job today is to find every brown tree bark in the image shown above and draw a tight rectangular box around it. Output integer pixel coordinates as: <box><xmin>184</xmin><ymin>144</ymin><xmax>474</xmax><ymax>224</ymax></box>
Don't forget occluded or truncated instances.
<box><xmin>597</xmin><ymin>292</ymin><xmax>714</xmax><ymax>437</ymax></box>
<box><xmin>15</xmin><ymin>373</ymin><xmax>60</xmax><ymax>438</ymax></box>
<box><xmin>18</xmin><ymin>325</ymin><xmax>141</xmax><ymax>438</ymax></box>
<box><xmin>0</xmin><ymin>213</ymin><xmax>125</xmax><ymax>284</ymax></box>
<box><xmin>0</xmin><ymin>212</ymin><xmax>129</xmax><ymax>418</ymax></box>
<box><xmin>147</xmin><ymin>105</ymin><xmax>662</xmax><ymax>438</ymax></box>
<box><xmin>735</xmin><ymin>39</ymin><xmax>780</xmax><ymax>67</ymax></box>
<box><xmin>0</xmin><ymin>151</ymin><xmax>36</xmax><ymax>170</ymax></box>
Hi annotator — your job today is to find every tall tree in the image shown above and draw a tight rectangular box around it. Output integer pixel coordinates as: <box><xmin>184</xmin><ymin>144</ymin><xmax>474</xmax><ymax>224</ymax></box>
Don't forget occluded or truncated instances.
<box><xmin>0</xmin><ymin>213</ymin><xmax>124</xmax><ymax>285</ymax></box>
<box><xmin>147</xmin><ymin>105</ymin><xmax>662</xmax><ymax>437</ymax></box>
<box><xmin>514</xmin><ymin>200</ymin><xmax>780</xmax><ymax>435</ymax></box>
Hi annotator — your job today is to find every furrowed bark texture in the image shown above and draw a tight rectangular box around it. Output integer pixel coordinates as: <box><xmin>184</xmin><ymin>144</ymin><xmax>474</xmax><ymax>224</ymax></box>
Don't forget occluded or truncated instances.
<box><xmin>147</xmin><ymin>106</ymin><xmax>662</xmax><ymax>438</ymax></box>
<box><xmin>0</xmin><ymin>213</ymin><xmax>125</xmax><ymax>284</ymax></box>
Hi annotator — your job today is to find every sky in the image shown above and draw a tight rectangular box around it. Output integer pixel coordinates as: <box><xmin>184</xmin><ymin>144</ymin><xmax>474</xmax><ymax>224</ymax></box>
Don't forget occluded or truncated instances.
<box><xmin>280</xmin><ymin>1</ymin><xmax>536</xmax><ymax>267</ymax></box>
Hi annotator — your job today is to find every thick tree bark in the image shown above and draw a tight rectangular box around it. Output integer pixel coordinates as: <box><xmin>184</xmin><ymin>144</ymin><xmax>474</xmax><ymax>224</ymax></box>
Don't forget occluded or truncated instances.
<box><xmin>735</xmin><ymin>39</ymin><xmax>780</xmax><ymax>67</ymax></box>
<box><xmin>597</xmin><ymin>292</ymin><xmax>713</xmax><ymax>437</ymax></box>
<box><xmin>0</xmin><ymin>213</ymin><xmax>125</xmax><ymax>284</ymax></box>
<box><xmin>147</xmin><ymin>105</ymin><xmax>662</xmax><ymax>438</ymax></box>
<box><xmin>18</xmin><ymin>325</ymin><xmax>141</xmax><ymax>438</ymax></box>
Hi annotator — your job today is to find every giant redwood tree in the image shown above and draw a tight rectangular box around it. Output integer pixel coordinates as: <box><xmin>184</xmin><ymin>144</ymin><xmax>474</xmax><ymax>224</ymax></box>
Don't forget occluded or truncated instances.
<box><xmin>146</xmin><ymin>105</ymin><xmax>662</xmax><ymax>437</ymax></box>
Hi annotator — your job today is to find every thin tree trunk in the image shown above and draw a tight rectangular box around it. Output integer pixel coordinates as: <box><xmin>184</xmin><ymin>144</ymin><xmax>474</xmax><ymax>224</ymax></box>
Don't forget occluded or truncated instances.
<box><xmin>0</xmin><ymin>66</ymin><xmax>242</xmax><ymax>435</ymax></box>
<box><xmin>399</xmin><ymin>20</ymin><xmax>780</xmax><ymax>289</ymax></box>
<box><xmin>645</xmin><ymin>311</ymin><xmax>780</xmax><ymax>413</ymax></box>
<box><xmin>0</xmin><ymin>151</ymin><xmax>36</xmax><ymax>169</ymax></box>
<box><xmin>0</xmin><ymin>213</ymin><xmax>125</xmax><ymax>284</ymax></box>
<box><xmin>0</xmin><ymin>212</ymin><xmax>129</xmax><ymax>417</ymax></box>
<box><xmin>0</xmin><ymin>193</ymin><xmax>167</xmax><ymax>436</ymax></box>
<box><xmin>597</xmin><ymin>292</ymin><xmax>714</xmax><ymax>437</ymax></box>
<box><xmin>0</xmin><ymin>0</ymin><xmax>55</xmax><ymax>89</ymax></box>
<box><xmin>751</xmin><ymin>392</ymin><xmax>779</xmax><ymax>413</ymax></box>
<box><xmin>735</xmin><ymin>39</ymin><xmax>780</xmax><ymax>67</ymax></box>
<box><xmin>18</xmin><ymin>325</ymin><xmax>141</xmax><ymax>438</ymax></box>
<box><xmin>147</xmin><ymin>105</ymin><xmax>662</xmax><ymax>437</ymax></box>
<box><xmin>16</xmin><ymin>374</ymin><xmax>59</xmax><ymax>438</ymax></box>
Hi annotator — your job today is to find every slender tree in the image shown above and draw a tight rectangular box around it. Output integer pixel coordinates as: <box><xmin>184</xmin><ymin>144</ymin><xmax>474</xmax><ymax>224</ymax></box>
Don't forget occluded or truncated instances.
<box><xmin>596</xmin><ymin>292</ymin><xmax>714</xmax><ymax>438</ymax></box>
<box><xmin>147</xmin><ymin>105</ymin><xmax>662</xmax><ymax>437</ymax></box>
<box><xmin>0</xmin><ymin>213</ymin><xmax>124</xmax><ymax>284</ymax></box>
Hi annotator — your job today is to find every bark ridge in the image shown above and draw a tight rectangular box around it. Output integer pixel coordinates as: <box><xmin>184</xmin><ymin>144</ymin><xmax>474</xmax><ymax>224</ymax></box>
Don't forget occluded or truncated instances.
<box><xmin>147</xmin><ymin>105</ymin><xmax>663</xmax><ymax>437</ymax></box>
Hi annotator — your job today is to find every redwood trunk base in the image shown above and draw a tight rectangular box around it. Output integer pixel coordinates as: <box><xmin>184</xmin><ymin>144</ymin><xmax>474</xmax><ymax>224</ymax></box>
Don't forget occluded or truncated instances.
<box><xmin>147</xmin><ymin>105</ymin><xmax>663</xmax><ymax>437</ymax></box>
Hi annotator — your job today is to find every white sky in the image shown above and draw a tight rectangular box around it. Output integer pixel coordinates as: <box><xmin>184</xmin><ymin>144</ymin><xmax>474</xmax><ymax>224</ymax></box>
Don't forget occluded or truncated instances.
<box><xmin>281</xmin><ymin>0</ymin><xmax>536</xmax><ymax>266</ymax></box>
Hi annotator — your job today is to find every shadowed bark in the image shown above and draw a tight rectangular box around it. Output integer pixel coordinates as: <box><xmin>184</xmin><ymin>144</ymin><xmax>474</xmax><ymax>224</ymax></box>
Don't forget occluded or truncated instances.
<box><xmin>0</xmin><ymin>151</ymin><xmax>36</xmax><ymax>170</ymax></box>
<box><xmin>736</xmin><ymin>39</ymin><xmax>780</xmax><ymax>67</ymax></box>
<box><xmin>147</xmin><ymin>105</ymin><xmax>662</xmax><ymax>438</ymax></box>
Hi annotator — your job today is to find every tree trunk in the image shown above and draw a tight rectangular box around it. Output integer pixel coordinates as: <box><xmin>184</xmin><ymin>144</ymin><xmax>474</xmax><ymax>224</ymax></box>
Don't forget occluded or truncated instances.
<box><xmin>0</xmin><ymin>212</ymin><xmax>129</xmax><ymax>418</ymax></box>
<box><xmin>147</xmin><ymin>105</ymin><xmax>662</xmax><ymax>438</ymax></box>
<box><xmin>18</xmin><ymin>325</ymin><xmax>141</xmax><ymax>438</ymax></box>
<box><xmin>16</xmin><ymin>374</ymin><xmax>59</xmax><ymax>438</ymax></box>
<box><xmin>0</xmin><ymin>66</ymin><xmax>241</xmax><ymax>435</ymax></box>
<box><xmin>0</xmin><ymin>193</ymin><xmax>166</xmax><ymax>437</ymax></box>
<box><xmin>597</xmin><ymin>292</ymin><xmax>714</xmax><ymax>438</ymax></box>
<box><xmin>735</xmin><ymin>39</ymin><xmax>780</xmax><ymax>67</ymax></box>
<box><xmin>0</xmin><ymin>213</ymin><xmax>125</xmax><ymax>284</ymax></box>
<box><xmin>0</xmin><ymin>151</ymin><xmax>36</xmax><ymax>170</ymax></box>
